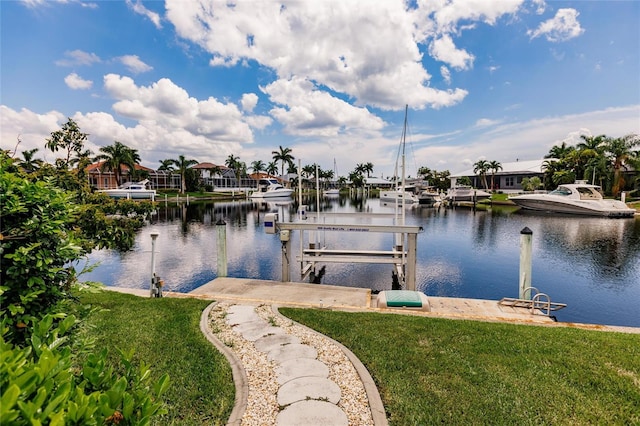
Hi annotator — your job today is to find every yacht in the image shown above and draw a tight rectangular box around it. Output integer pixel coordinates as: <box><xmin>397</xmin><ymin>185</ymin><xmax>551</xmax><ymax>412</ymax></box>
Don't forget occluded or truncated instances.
<box><xmin>509</xmin><ymin>182</ymin><xmax>635</xmax><ymax>218</ymax></box>
<box><xmin>380</xmin><ymin>188</ymin><xmax>419</xmax><ymax>204</ymax></box>
<box><xmin>99</xmin><ymin>179</ymin><xmax>156</xmax><ymax>200</ymax></box>
<box><xmin>250</xmin><ymin>178</ymin><xmax>294</xmax><ymax>199</ymax></box>
<box><xmin>417</xmin><ymin>187</ymin><xmax>442</xmax><ymax>205</ymax></box>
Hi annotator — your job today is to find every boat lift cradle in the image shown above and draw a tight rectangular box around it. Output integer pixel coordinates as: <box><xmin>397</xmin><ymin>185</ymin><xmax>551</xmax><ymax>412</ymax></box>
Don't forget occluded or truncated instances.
<box><xmin>499</xmin><ymin>287</ymin><xmax>567</xmax><ymax>317</ymax></box>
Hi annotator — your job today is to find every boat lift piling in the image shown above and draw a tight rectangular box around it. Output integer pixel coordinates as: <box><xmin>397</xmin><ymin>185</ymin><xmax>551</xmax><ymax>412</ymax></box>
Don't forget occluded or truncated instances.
<box><xmin>216</xmin><ymin>218</ymin><xmax>228</xmax><ymax>277</ymax></box>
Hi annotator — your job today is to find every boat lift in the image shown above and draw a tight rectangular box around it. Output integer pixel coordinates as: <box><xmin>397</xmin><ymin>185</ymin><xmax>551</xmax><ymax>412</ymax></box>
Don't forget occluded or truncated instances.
<box><xmin>265</xmin><ymin>212</ymin><xmax>423</xmax><ymax>290</ymax></box>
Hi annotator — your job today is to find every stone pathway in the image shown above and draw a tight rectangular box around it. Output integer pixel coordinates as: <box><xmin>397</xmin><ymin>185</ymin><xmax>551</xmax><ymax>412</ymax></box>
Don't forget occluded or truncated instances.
<box><xmin>203</xmin><ymin>303</ymin><xmax>387</xmax><ymax>425</ymax></box>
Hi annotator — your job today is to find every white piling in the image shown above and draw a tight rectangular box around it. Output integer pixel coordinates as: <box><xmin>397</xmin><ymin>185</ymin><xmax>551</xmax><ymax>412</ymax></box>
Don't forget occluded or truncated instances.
<box><xmin>621</xmin><ymin>192</ymin><xmax>626</xmax><ymax>203</ymax></box>
<box><xmin>519</xmin><ymin>227</ymin><xmax>533</xmax><ymax>299</ymax></box>
<box><xmin>150</xmin><ymin>232</ymin><xmax>159</xmax><ymax>297</ymax></box>
<box><xmin>216</xmin><ymin>218</ymin><xmax>228</xmax><ymax>277</ymax></box>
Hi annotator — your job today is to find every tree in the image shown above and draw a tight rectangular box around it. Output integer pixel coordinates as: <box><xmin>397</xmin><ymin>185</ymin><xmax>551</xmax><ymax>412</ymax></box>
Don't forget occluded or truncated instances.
<box><xmin>542</xmin><ymin>159</ymin><xmax>575</xmax><ymax>187</ymax></box>
<box><xmin>171</xmin><ymin>155</ymin><xmax>198</xmax><ymax>193</ymax></box>
<box><xmin>18</xmin><ymin>148</ymin><xmax>42</xmax><ymax>172</ymax></box>
<box><xmin>266</xmin><ymin>161</ymin><xmax>278</xmax><ymax>176</ymax></box>
<box><xmin>605</xmin><ymin>134</ymin><xmax>640</xmax><ymax>197</ymax></box>
<box><xmin>94</xmin><ymin>141</ymin><xmax>138</xmax><ymax>187</ymax></box>
<box><xmin>251</xmin><ymin>160</ymin><xmax>266</xmax><ymax>174</ymax></box>
<box><xmin>363</xmin><ymin>162</ymin><xmax>374</xmax><ymax>177</ymax></box>
<box><xmin>418</xmin><ymin>166</ymin><xmax>434</xmax><ymax>183</ymax></box>
<box><xmin>488</xmin><ymin>160</ymin><xmax>502</xmax><ymax>190</ymax></box>
<box><xmin>473</xmin><ymin>160</ymin><xmax>490</xmax><ymax>189</ymax></box>
<box><xmin>545</xmin><ymin>141</ymin><xmax>574</xmax><ymax>160</ymax></box>
<box><xmin>45</xmin><ymin>118</ymin><xmax>88</xmax><ymax>169</ymax></box>
<box><xmin>272</xmin><ymin>146</ymin><xmax>294</xmax><ymax>177</ymax></box>
<box><xmin>225</xmin><ymin>154</ymin><xmax>243</xmax><ymax>185</ymax></box>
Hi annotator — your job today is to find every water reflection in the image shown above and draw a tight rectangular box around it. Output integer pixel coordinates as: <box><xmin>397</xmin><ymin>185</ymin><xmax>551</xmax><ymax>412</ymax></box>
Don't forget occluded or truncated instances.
<box><xmin>83</xmin><ymin>196</ymin><xmax>640</xmax><ymax>327</ymax></box>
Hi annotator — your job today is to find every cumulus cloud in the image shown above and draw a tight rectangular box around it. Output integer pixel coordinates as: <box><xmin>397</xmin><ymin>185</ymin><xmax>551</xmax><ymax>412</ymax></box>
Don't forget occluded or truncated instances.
<box><xmin>126</xmin><ymin>0</ymin><xmax>162</xmax><ymax>29</ymax></box>
<box><xmin>528</xmin><ymin>8</ymin><xmax>584</xmax><ymax>42</ymax></box>
<box><xmin>440</xmin><ymin>66</ymin><xmax>451</xmax><ymax>85</ymax></box>
<box><xmin>261</xmin><ymin>77</ymin><xmax>385</xmax><ymax>137</ymax></box>
<box><xmin>118</xmin><ymin>55</ymin><xmax>153</xmax><ymax>74</ymax></box>
<box><xmin>55</xmin><ymin>49</ymin><xmax>101</xmax><ymax>67</ymax></box>
<box><xmin>429</xmin><ymin>34</ymin><xmax>474</xmax><ymax>70</ymax></box>
<box><xmin>64</xmin><ymin>73</ymin><xmax>93</xmax><ymax>89</ymax></box>
<box><xmin>240</xmin><ymin>93</ymin><xmax>259</xmax><ymax>112</ymax></box>
<box><xmin>165</xmin><ymin>0</ymin><xmax>478</xmax><ymax>112</ymax></box>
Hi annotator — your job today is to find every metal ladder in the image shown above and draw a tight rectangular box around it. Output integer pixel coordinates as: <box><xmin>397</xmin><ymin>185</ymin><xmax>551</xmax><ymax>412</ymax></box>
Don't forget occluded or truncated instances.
<box><xmin>499</xmin><ymin>287</ymin><xmax>567</xmax><ymax>316</ymax></box>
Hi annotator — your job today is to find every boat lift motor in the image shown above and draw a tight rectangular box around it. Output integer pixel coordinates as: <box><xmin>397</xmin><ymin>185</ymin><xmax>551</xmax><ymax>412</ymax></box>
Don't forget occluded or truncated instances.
<box><xmin>264</xmin><ymin>212</ymin><xmax>278</xmax><ymax>234</ymax></box>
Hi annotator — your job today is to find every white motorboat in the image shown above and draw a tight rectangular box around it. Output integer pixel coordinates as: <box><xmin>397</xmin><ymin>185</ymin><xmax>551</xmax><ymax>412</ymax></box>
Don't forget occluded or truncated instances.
<box><xmin>250</xmin><ymin>178</ymin><xmax>294</xmax><ymax>199</ymax></box>
<box><xmin>99</xmin><ymin>179</ymin><xmax>156</xmax><ymax>200</ymax></box>
<box><xmin>417</xmin><ymin>187</ymin><xmax>442</xmax><ymax>205</ymax></box>
<box><xmin>445</xmin><ymin>185</ymin><xmax>491</xmax><ymax>202</ymax></box>
<box><xmin>380</xmin><ymin>189</ymin><xmax>419</xmax><ymax>204</ymax></box>
<box><xmin>323</xmin><ymin>188</ymin><xmax>340</xmax><ymax>196</ymax></box>
<box><xmin>509</xmin><ymin>182</ymin><xmax>635</xmax><ymax>218</ymax></box>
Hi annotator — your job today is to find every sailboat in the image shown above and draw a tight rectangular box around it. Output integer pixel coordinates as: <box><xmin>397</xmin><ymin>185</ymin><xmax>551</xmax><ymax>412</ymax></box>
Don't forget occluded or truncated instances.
<box><xmin>380</xmin><ymin>105</ymin><xmax>419</xmax><ymax>205</ymax></box>
<box><xmin>323</xmin><ymin>158</ymin><xmax>340</xmax><ymax>196</ymax></box>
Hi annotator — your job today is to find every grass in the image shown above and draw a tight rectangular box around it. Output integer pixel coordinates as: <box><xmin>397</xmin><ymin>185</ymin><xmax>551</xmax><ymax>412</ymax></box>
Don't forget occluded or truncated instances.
<box><xmin>77</xmin><ymin>290</ymin><xmax>234</xmax><ymax>425</ymax></box>
<box><xmin>75</xmin><ymin>290</ymin><xmax>640</xmax><ymax>425</ymax></box>
<box><xmin>280</xmin><ymin>308</ymin><xmax>640</xmax><ymax>425</ymax></box>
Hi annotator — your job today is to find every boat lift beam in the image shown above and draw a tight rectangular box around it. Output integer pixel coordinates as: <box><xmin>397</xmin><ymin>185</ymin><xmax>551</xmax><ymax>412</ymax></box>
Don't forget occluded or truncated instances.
<box><xmin>276</xmin><ymin>222</ymin><xmax>422</xmax><ymax>291</ymax></box>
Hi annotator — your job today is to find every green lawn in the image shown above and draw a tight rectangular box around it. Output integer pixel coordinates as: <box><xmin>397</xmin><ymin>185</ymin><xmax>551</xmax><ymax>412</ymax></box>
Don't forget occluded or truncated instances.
<box><xmin>77</xmin><ymin>291</ymin><xmax>234</xmax><ymax>425</ymax></box>
<box><xmin>281</xmin><ymin>308</ymin><xmax>640</xmax><ymax>425</ymax></box>
<box><xmin>78</xmin><ymin>291</ymin><xmax>640</xmax><ymax>425</ymax></box>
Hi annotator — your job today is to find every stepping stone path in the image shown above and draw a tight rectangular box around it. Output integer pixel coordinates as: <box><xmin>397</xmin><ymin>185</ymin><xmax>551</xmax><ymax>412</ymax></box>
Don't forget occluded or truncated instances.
<box><xmin>226</xmin><ymin>304</ymin><xmax>349</xmax><ymax>425</ymax></box>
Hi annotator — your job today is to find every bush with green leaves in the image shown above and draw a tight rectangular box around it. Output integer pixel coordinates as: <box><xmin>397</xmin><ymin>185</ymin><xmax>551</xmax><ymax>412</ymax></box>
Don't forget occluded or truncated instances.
<box><xmin>1</xmin><ymin>154</ymin><xmax>154</xmax><ymax>343</ymax></box>
<box><xmin>1</xmin><ymin>314</ymin><xmax>169</xmax><ymax>425</ymax></box>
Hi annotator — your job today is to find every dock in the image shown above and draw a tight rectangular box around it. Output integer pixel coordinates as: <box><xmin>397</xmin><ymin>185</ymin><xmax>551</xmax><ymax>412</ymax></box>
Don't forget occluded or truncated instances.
<box><xmin>189</xmin><ymin>277</ymin><xmax>558</xmax><ymax>325</ymax></box>
<box><xmin>107</xmin><ymin>277</ymin><xmax>640</xmax><ymax>332</ymax></box>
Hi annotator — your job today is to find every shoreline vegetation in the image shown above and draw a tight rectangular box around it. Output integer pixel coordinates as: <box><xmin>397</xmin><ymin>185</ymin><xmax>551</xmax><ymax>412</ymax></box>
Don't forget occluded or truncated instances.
<box><xmin>152</xmin><ymin>189</ymin><xmax>640</xmax><ymax>212</ymax></box>
<box><xmin>78</xmin><ymin>290</ymin><xmax>640</xmax><ymax>425</ymax></box>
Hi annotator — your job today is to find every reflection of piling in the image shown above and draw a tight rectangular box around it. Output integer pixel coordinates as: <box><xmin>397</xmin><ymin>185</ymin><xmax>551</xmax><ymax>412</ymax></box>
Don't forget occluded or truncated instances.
<box><xmin>519</xmin><ymin>227</ymin><xmax>533</xmax><ymax>299</ymax></box>
<box><xmin>216</xmin><ymin>218</ymin><xmax>227</xmax><ymax>277</ymax></box>
<box><xmin>150</xmin><ymin>232</ymin><xmax>159</xmax><ymax>297</ymax></box>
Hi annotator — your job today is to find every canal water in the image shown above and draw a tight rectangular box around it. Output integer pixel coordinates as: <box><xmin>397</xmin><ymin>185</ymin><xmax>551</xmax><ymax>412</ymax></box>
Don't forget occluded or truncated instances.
<box><xmin>81</xmin><ymin>195</ymin><xmax>640</xmax><ymax>328</ymax></box>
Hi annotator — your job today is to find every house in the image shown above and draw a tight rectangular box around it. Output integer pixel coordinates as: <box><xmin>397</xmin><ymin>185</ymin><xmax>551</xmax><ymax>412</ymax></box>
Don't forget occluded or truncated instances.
<box><xmin>86</xmin><ymin>162</ymin><xmax>159</xmax><ymax>189</ymax></box>
<box><xmin>451</xmin><ymin>159</ymin><xmax>553</xmax><ymax>193</ymax></box>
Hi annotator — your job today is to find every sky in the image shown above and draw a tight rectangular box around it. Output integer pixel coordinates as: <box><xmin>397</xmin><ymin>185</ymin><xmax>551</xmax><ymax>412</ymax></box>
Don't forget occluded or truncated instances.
<box><xmin>1</xmin><ymin>0</ymin><xmax>639</xmax><ymax>178</ymax></box>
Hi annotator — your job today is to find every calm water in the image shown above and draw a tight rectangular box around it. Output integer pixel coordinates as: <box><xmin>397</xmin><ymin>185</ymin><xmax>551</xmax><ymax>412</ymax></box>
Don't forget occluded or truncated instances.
<box><xmin>82</xmin><ymin>196</ymin><xmax>640</xmax><ymax>328</ymax></box>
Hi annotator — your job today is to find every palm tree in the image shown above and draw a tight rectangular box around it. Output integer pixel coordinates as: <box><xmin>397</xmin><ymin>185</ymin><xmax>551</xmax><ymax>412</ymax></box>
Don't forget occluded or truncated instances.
<box><xmin>251</xmin><ymin>160</ymin><xmax>266</xmax><ymax>175</ymax></box>
<box><xmin>488</xmin><ymin>160</ymin><xmax>502</xmax><ymax>190</ymax></box>
<box><xmin>605</xmin><ymin>134</ymin><xmax>640</xmax><ymax>197</ymax></box>
<box><xmin>158</xmin><ymin>159</ymin><xmax>176</xmax><ymax>189</ymax></box>
<box><xmin>170</xmin><ymin>155</ymin><xmax>198</xmax><ymax>194</ymax></box>
<box><xmin>577</xmin><ymin>135</ymin><xmax>606</xmax><ymax>184</ymax></box>
<box><xmin>545</xmin><ymin>141</ymin><xmax>574</xmax><ymax>160</ymax></box>
<box><xmin>266</xmin><ymin>161</ymin><xmax>278</xmax><ymax>177</ymax></box>
<box><xmin>272</xmin><ymin>146</ymin><xmax>294</xmax><ymax>178</ymax></box>
<box><xmin>19</xmin><ymin>148</ymin><xmax>42</xmax><ymax>172</ymax></box>
<box><xmin>472</xmin><ymin>160</ymin><xmax>490</xmax><ymax>189</ymax></box>
<box><xmin>225</xmin><ymin>154</ymin><xmax>243</xmax><ymax>185</ymax></box>
<box><xmin>363</xmin><ymin>162</ymin><xmax>374</xmax><ymax>177</ymax></box>
<box><xmin>94</xmin><ymin>141</ymin><xmax>138</xmax><ymax>186</ymax></box>
<box><xmin>302</xmin><ymin>164</ymin><xmax>316</xmax><ymax>179</ymax></box>
<box><xmin>542</xmin><ymin>159</ymin><xmax>575</xmax><ymax>188</ymax></box>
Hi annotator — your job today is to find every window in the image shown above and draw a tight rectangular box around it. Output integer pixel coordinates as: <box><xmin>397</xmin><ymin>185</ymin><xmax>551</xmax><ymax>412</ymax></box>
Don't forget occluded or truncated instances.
<box><xmin>505</xmin><ymin>177</ymin><xmax>514</xmax><ymax>187</ymax></box>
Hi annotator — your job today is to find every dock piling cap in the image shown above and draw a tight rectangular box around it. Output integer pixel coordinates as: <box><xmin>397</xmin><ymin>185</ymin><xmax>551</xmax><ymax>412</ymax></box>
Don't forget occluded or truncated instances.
<box><xmin>520</xmin><ymin>227</ymin><xmax>532</xmax><ymax>235</ymax></box>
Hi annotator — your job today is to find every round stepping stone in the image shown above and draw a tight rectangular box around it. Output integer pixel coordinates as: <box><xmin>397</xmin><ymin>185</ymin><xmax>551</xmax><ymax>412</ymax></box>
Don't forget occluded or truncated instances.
<box><xmin>276</xmin><ymin>400</ymin><xmax>347</xmax><ymax>426</ymax></box>
<box><xmin>267</xmin><ymin>343</ymin><xmax>317</xmax><ymax>363</ymax></box>
<box><xmin>237</xmin><ymin>324</ymin><xmax>285</xmax><ymax>342</ymax></box>
<box><xmin>254</xmin><ymin>333</ymin><xmax>300</xmax><ymax>352</ymax></box>
<box><xmin>277</xmin><ymin>376</ymin><xmax>341</xmax><ymax>406</ymax></box>
<box><xmin>276</xmin><ymin>358</ymin><xmax>328</xmax><ymax>385</ymax></box>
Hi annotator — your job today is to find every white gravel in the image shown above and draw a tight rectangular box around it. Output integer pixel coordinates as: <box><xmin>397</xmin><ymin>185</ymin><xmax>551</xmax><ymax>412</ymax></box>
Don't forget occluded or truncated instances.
<box><xmin>208</xmin><ymin>303</ymin><xmax>374</xmax><ymax>426</ymax></box>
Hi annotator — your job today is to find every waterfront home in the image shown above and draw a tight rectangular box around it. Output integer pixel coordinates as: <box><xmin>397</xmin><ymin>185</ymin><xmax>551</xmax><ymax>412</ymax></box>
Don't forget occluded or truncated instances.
<box><xmin>450</xmin><ymin>159</ymin><xmax>551</xmax><ymax>193</ymax></box>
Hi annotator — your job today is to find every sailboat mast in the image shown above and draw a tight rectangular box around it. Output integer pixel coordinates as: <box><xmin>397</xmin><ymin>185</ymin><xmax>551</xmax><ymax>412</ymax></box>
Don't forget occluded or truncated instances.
<box><xmin>401</xmin><ymin>104</ymin><xmax>408</xmax><ymax>226</ymax></box>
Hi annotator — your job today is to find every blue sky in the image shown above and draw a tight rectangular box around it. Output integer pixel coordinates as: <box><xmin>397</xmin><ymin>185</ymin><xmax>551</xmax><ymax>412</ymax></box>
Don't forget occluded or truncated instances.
<box><xmin>1</xmin><ymin>0</ymin><xmax>639</xmax><ymax>177</ymax></box>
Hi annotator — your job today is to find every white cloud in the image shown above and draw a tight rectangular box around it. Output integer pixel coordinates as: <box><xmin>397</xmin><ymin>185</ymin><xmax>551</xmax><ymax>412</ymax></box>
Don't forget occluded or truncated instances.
<box><xmin>166</xmin><ymin>0</ymin><xmax>476</xmax><ymax>111</ymax></box>
<box><xmin>440</xmin><ymin>66</ymin><xmax>451</xmax><ymax>85</ymax></box>
<box><xmin>260</xmin><ymin>77</ymin><xmax>385</xmax><ymax>137</ymax></box>
<box><xmin>528</xmin><ymin>8</ymin><xmax>584</xmax><ymax>42</ymax></box>
<box><xmin>475</xmin><ymin>118</ymin><xmax>500</xmax><ymax>128</ymax></box>
<box><xmin>64</xmin><ymin>72</ymin><xmax>93</xmax><ymax>90</ymax></box>
<box><xmin>126</xmin><ymin>0</ymin><xmax>162</xmax><ymax>29</ymax></box>
<box><xmin>55</xmin><ymin>49</ymin><xmax>101</xmax><ymax>67</ymax></box>
<box><xmin>429</xmin><ymin>34</ymin><xmax>474</xmax><ymax>70</ymax></box>
<box><xmin>118</xmin><ymin>55</ymin><xmax>153</xmax><ymax>74</ymax></box>
<box><xmin>240</xmin><ymin>93</ymin><xmax>259</xmax><ymax>112</ymax></box>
